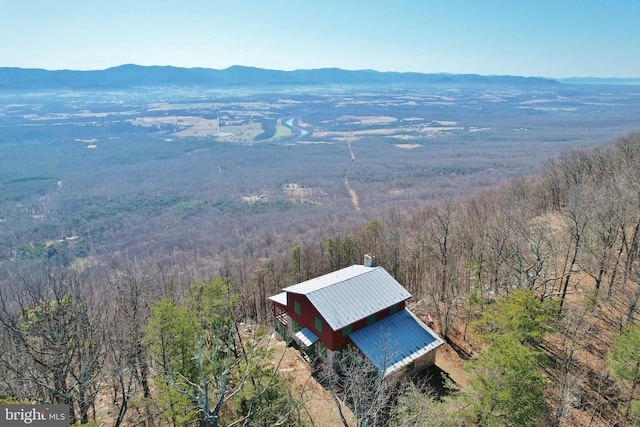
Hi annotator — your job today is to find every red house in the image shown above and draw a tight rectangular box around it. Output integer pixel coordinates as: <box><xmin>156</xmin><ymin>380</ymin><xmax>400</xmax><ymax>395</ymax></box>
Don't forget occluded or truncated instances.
<box><xmin>269</xmin><ymin>257</ymin><xmax>444</xmax><ymax>376</ymax></box>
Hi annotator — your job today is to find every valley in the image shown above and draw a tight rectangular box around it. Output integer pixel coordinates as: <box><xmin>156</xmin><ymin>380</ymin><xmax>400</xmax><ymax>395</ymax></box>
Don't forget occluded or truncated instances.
<box><xmin>2</xmin><ymin>78</ymin><xmax>639</xmax><ymax>275</ymax></box>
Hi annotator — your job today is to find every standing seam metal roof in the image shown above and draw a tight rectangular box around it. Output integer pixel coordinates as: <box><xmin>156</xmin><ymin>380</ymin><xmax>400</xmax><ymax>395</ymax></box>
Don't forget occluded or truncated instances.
<box><xmin>281</xmin><ymin>265</ymin><xmax>412</xmax><ymax>330</ymax></box>
<box><xmin>295</xmin><ymin>328</ymin><xmax>319</xmax><ymax>347</ymax></box>
<box><xmin>349</xmin><ymin>309</ymin><xmax>445</xmax><ymax>376</ymax></box>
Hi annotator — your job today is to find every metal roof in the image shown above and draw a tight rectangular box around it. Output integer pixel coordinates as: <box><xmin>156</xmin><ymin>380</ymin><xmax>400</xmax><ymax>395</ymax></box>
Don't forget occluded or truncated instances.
<box><xmin>282</xmin><ymin>265</ymin><xmax>375</xmax><ymax>294</ymax></box>
<box><xmin>295</xmin><ymin>328</ymin><xmax>319</xmax><ymax>347</ymax></box>
<box><xmin>282</xmin><ymin>265</ymin><xmax>412</xmax><ymax>330</ymax></box>
<box><xmin>268</xmin><ymin>292</ymin><xmax>287</xmax><ymax>306</ymax></box>
<box><xmin>349</xmin><ymin>309</ymin><xmax>444</xmax><ymax>376</ymax></box>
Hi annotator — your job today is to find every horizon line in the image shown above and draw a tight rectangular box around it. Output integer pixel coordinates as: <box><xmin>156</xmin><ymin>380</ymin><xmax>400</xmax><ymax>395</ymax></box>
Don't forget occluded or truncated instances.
<box><xmin>1</xmin><ymin>64</ymin><xmax>639</xmax><ymax>81</ymax></box>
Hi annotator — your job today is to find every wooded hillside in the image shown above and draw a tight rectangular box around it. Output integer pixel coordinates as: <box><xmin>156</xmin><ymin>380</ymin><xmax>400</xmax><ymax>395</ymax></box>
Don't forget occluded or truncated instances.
<box><xmin>2</xmin><ymin>132</ymin><xmax>640</xmax><ymax>425</ymax></box>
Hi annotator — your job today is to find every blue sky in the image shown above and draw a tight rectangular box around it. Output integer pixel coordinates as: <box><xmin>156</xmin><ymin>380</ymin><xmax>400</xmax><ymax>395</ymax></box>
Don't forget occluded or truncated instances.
<box><xmin>1</xmin><ymin>0</ymin><xmax>638</xmax><ymax>78</ymax></box>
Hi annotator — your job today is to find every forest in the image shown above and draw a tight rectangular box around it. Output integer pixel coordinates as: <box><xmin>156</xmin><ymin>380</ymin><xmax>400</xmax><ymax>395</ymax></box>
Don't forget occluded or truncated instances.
<box><xmin>1</xmin><ymin>73</ymin><xmax>640</xmax><ymax>425</ymax></box>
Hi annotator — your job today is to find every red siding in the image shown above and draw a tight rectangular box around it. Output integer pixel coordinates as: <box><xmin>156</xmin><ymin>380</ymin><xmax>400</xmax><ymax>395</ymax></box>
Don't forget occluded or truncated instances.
<box><xmin>287</xmin><ymin>294</ymin><xmax>336</xmax><ymax>349</ymax></box>
<box><xmin>284</xmin><ymin>295</ymin><xmax>408</xmax><ymax>352</ymax></box>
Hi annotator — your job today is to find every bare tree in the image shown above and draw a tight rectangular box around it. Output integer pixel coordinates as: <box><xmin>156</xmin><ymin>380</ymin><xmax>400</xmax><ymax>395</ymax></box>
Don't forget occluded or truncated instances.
<box><xmin>106</xmin><ymin>262</ymin><xmax>156</xmax><ymax>427</ymax></box>
<box><xmin>548</xmin><ymin>304</ymin><xmax>594</xmax><ymax>426</ymax></box>
<box><xmin>579</xmin><ymin>180</ymin><xmax>625</xmax><ymax>294</ymax></box>
<box><xmin>320</xmin><ymin>345</ymin><xmax>401</xmax><ymax>427</ymax></box>
<box><xmin>409</xmin><ymin>200</ymin><xmax>466</xmax><ymax>338</ymax></box>
<box><xmin>559</xmin><ymin>185</ymin><xmax>593</xmax><ymax>309</ymax></box>
<box><xmin>0</xmin><ymin>269</ymin><xmax>107</xmax><ymax>424</ymax></box>
<box><xmin>500</xmin><ymin>208</ymin><xmax>558</xmax><ymax>296</ymax></box>
<box><xmin>541</xmin><ymin>158</ymin><xmax>565</xmax><ymax>212</ymax></box>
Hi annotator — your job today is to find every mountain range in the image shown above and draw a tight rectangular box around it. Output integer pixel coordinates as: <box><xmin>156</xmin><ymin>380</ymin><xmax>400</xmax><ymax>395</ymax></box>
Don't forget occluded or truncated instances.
<box><xmin>0</xmin><ymin>64</ymin><xmax>563</xmax><ymax>90</ymax></box>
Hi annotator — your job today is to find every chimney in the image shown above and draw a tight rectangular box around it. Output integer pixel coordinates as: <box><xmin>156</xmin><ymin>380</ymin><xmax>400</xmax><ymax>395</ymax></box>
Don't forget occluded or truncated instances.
<box><xmin>364</xmin><ymin>254</ymin><xmax>376</xmax><ymax>267</ymax></box>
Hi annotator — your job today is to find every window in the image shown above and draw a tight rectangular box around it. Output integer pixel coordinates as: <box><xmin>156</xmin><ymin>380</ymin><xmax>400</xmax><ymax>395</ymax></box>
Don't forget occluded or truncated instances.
<box><xmin>367</xmin><ymin>314</ymin><xmax>376</xmax><ymax>325</ymax></box>
<box><xmin>314</xmin><ymin>316</ymin><xmax>323</xmax><ymax>333</ymax></box>
<box><xmin>294</xmin><ymin>300</ymin><xmax>301</xmax><ymax>316</ymax></box>
<box><xmin>389</xmin><ymin>304</ymin><xmax>398</xmax><ymax>315</ymax></box>
<box><xmin>292</xmin><ymin>319</ymin><xmax>301</xmax><ymax>332</ymax></box>
<box><xmin>342</xmin><ymin>324</ymin><xmax>352</xmax><ymax>337</ymax></box>
<box><xmin>406</xmin><ymin>361</ymin><xmax>416</xmax><ymax>373</ymax></box>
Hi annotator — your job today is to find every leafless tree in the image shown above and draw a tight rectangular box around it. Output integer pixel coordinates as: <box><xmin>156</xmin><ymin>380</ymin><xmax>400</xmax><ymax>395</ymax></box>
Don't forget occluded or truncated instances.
<box><xmin>105</xmin><ymin>262</ymin><xmax>158</xmax><ymax>427</ymax></box>
<box><xmin>541</xmin><ymin>158</ymin><xmax>565</xmax><ymax>211</ymax></box>
<box><xmin>0</xmin><ymin>268</ymin><xmax>107</xmax><ymax>424</ymax></box>
<box><xmin>320</xmin><ymin>345</ymin><xmax>402</xmax><ymax>427</ymax></box>
<box><xmin>547</xmin><ymin>304</ymin><xmax>594</xmax><ymax>426</ymax></box>
<box><xmin>578</xmin><ymin>180</ymin><xmax>625</xmax><ymax>294</ymax></box>
<box><xmin>559</xmin><ymin>185</ymin><xmax>593</xmax><ymax>309</ymax></box>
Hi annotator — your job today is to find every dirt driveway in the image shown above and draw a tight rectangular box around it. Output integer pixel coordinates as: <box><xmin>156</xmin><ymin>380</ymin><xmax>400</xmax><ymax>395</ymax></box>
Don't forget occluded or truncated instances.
<box><xmin>270</xmin><ymin>337</ymin><xmax>355</xmax><ymax>426</ymax></box>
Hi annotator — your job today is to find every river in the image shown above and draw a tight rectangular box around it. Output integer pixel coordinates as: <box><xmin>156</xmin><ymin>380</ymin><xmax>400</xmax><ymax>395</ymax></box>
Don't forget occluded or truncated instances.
<box><xmin>284</xmin><ymin>118</ymin><xmax>310</xmax><ymax>138</ymax></box>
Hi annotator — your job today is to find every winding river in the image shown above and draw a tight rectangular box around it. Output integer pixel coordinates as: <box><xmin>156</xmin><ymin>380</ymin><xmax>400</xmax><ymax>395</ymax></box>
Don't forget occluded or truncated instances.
<box><xmin>284</xmin><ymin>118</ymin><xmax>310</xmax><ymax>138</ymax></box>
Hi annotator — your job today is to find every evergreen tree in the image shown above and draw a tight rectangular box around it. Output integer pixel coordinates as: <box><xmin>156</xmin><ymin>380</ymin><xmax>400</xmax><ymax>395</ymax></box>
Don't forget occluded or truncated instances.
<box><xmin>458</xmin><ymin>336</ymin><xmax>548</xmax><ymax>427</ymax></box>
<box><xmin>143</xmin><ymin>280</ymin><xmax>298</xmax><ymax>426</ymax></box>
<box><xmin>473</xmin><ymin>287</ymin><xmax>559</xmax><ymax>346</ymax></box>
<box><xmin>608</xmin><ymin>323</ymin><xmax>640</xmax><ymax>424</ymax></box>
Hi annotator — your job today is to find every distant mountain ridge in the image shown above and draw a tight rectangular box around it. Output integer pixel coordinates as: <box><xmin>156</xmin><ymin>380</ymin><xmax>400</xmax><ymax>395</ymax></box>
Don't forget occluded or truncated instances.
<box><xmin>558</xmin><ymin>77</ymin><xmax>640</xmax><ymax>85</ymax></box>
<box><xmin>0</xmin><ymin>64</ymin><xmax>562</xmax><ymax>90</ymax></box>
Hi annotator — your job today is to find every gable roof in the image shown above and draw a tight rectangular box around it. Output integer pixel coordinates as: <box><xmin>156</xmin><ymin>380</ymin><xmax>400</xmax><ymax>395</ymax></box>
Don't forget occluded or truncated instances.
<box><xmin>349</xmin><ymin>309</ymin><xmax>444</xmax><ymax>376</ymax></box>
<box><xmin>281</xmin><ymin>265</ymin><xmax>412</xmax><ymax>330</ymax></box>
<box><xmin>268</xmin><ymin>292</ymin><xmax>287</xmax><ymax>306</ymax></box>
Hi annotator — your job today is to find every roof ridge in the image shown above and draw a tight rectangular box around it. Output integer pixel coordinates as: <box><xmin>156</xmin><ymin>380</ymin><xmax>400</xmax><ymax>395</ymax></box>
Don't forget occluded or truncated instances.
<box><xmin>282</xmin><ymin>264</ymin><xmax>378</xmax><ymax>294</ymax></box>
<box><xmin>305</xmin><ymin>265</ymin><xmax>378</xmax><ymax>294</ymax></box>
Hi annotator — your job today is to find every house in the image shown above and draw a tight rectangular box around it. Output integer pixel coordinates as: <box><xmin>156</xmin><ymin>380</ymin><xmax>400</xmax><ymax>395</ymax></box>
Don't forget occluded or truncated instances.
<box><xmin>269</xmin><ymin>256</ymin><xmax>444</xmax><ymax>377</ymax></box>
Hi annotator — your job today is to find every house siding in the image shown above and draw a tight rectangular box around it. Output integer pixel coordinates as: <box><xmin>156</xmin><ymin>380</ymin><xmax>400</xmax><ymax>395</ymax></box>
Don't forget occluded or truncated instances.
<box><xmin>287</xmin><ymin>294</ymin><xmax>337</xmax><ymax>349</ymax></box>
<box><xmin>286</xmin><ymin>296</ymin><xmax>406</xmax><ymax>351</ymax></box>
